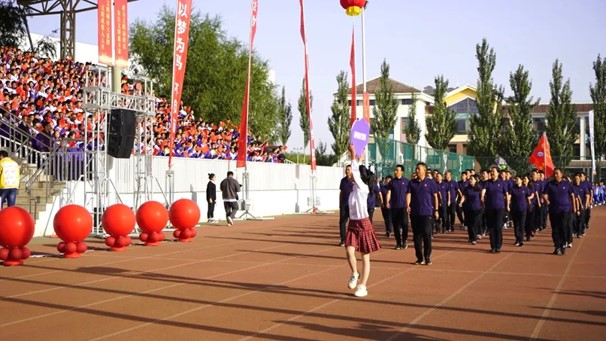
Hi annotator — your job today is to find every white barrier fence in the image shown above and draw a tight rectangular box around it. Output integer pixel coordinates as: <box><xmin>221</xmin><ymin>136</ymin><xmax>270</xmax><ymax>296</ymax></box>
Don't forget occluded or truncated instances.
<box><xmin>35</xmin><ymin>156</ymin><xmax>345</xmax><ymax>237</ymax></box>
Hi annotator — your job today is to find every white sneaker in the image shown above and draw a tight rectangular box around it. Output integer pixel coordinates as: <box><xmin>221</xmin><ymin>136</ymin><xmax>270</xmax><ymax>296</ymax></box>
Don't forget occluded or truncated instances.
<box><xmin>354</xmin><ymin>285</ymin><xmax>368</xmax><ymax>297</ymax></box>
<box><xmin>227</xmin><ymin>217</ymin><xmax>233</xmax><ymax>226</ymax></box>
<box><xmin>347</xmin><ymin>272</ymin><xmax>359</xmax><ymax>289</ymax></box>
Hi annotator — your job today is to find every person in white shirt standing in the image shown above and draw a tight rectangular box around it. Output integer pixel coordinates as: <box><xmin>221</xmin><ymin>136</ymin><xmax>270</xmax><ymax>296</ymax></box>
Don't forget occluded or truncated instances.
<box><xmin>0</xmin><ymin>150</ymin><xmax>20</xmax><ymax>208</ymax></box>
<box><xmin>344</xmin><ymin>144</ymin><xmax>381</xmax><ymax>298</ymax></box>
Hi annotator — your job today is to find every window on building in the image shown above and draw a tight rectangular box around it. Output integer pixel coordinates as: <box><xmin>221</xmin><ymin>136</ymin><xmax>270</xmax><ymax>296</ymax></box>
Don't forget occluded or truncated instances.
<box><xmin>448</xmin><ymin>98</ymin><xmax>479</xmax><ymax>114</ymax></box>
<box><xmin>401</xmin><ymin>117</ymin><xmax>410</xmax><ymax>133</ymax></box>
<box><xmin>401</xmin><ymin>98</ymin><xmax>413</xmax><ymax>105</ymax></box>
<box><xmin>455</xmin><ymin>113</ymin><xmax>469</xmax><ymax>134</ymax></box>
<box><xmin>575</xmin><ymin>117</ymin><xmax>580</xmax><ymax>134</ymax></box>
<box><xmin>448</xmin><ymin>144</ymin><xmax>457</xmax><ymax>153</ymax></box>
<box><xmin>369</xmin><ymin>99</ymin><xmax>376</xmax><ymax>106</ymax></box>
<box><xmin>357</xmin><ymin>100</ymin><xmax>362</xmax><ymax>106</ymax></box>
<box><xmin>533</xmin><ymin>117</ymin><xmax>546</xmax><ymax>133</ymax></box>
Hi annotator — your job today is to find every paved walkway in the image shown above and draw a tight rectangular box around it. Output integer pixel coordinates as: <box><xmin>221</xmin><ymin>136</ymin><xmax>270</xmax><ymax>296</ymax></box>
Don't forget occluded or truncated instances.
<box><xmin>1</xmin><ymin>207</ymin><xmax>605</xmax><ymax>340</ymax></box>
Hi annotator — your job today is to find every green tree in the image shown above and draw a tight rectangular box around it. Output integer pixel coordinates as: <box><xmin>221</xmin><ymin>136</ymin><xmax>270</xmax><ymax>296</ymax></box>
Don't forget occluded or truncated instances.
<box><xmin>468</xmin><ymin>38</ymin><xmax>503</xmax><ymax>169</ymax></box>
<box><xmin>130</xmin><ymin>6</ymin><xmax>279</xmax><ymax>141</ymax></box>
<box><xmin>0</xmin><ymin>1</ymin><xmax>28</xmax><ymax>47</ymax></box>
<box><xmin>370</xmin><ymin>59</ymin><xmax>399</xmax><ymax>160</ymax></box>
<box><xmin>404</xmin><ymin>92</ymin><xmax>421</xmax><ymax>145</ymax></box>
<box><xmin>500</xmin><ymin>65</ymin><xmax>539</xmax><ymax>175</ymax></box>
<box><xmin>297</xmin><ymin>78</ymin><xmax>312</xmax><ymax>148</ymax></box>
<box><xmin>425</xmin><ymin>75</ymin><xmax>456</xmax><ymax>150</ymax></box>
<box><xmin>545</xmin><ymin>59</ymin><xmax>577</xmax><ymax>168</ymax></box>
<box><xmin>590</xmin><ymin>54</ymin><xmax>606</xmax><ymax>180</ymax></box>
<box><xmin>277</xmin><ymin>86</ymin><xmax>292</xmax><ymax>146</ymax></box>
<box><xmin>315</xmin><ymin>141</ymin><xmax>337</xmax><ymax>166</ymax></box>
<box><xmin>328</xmin><ymin>71</ymin><xmax>351</xmax><ymax>160</ymax></box>
<box><xmin>31</xmin><ymin>35</ymin><xmax>57</xmax><ymax>59</ymax></box>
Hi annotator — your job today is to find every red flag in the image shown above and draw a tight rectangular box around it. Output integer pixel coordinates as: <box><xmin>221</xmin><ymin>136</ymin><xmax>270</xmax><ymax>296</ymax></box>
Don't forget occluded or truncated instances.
<box><xmin>237</xmin><ymin>0</ymin><xmax>259</xmax><ymax>169</ymax></box>
<box><xmin>97</xmin><ymin>0</ymin><xmax>113</xmax><ymax>65</ymax></box>
<box><xmin>349</xmin><ymin>28</ymin><xmax>357</xmax><ymax>126</ymax></box>
<box><xmin>528</xmin><ymin>133</ymin><xmax>555</xmax><ymax>178</ymax></box>
<box><xmin>168</xmin><ymin>0</ymin><xmax>192</xmax><ymax>169</ymax></box>
<box><xmin>114</xmin><ymin>0</ymin><xmax>129</xmax><ymax>67</ymax></box>
<box><xmin>299</xmin><ymin>0</ymin><xmax>316</xmax><ymax>171</ymax></box>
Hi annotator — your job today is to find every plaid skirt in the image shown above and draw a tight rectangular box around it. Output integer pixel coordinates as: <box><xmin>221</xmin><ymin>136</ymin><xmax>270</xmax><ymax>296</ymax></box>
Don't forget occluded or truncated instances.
<box><xmin>345</xmin><ymin>217</ymin><xmax>382</xmax><ymax>253</ymax></box>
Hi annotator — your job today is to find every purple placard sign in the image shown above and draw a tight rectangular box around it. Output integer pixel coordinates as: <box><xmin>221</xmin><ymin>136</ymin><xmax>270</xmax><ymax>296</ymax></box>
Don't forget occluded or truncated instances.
<box><xmin>350</xmin><ymin>119</ymin><xmax>370</xmax><ymax>157</ymax></box>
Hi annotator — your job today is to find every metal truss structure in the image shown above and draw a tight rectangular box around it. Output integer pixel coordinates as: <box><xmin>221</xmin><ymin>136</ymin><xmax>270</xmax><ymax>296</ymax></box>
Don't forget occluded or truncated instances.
<box><xmin>17</xmin><ymin>0</ymin><xmax>137</xmax><ymax>59</ymax></box>
<box><xmin>81</xmin><ymin>64</ymin><xmax>157</xmax><ymax>235</ymax></box>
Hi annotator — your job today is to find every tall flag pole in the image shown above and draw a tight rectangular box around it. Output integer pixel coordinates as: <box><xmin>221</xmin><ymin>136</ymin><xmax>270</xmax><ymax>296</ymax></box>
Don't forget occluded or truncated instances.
<box><xmin>236</xmin><ymin>0</ymin><xmax>259</xmax><ymax>169</ymax></box>
<box><xmin>349</xmin><ymin>28</ymin><xmax>357</xmax><ymax>126</ymax></box>
<box><xmin>299</xmin><ymin>0</ymin><xmax>316</xmax><ymax>171</ymax></box>
<box><xmin>589</xmin><ymin>110</ymin><xmax>596</xmax><ymax>179</ymax></box>
<box><xmin>168</xmin><ymin>0</ymin><xmax>192</xmax><ymax>169</ymax></box>
<box><xmin>361</xmin><ymin>3</ymin><xmax>370</xmax><ymax>123</ymax></box>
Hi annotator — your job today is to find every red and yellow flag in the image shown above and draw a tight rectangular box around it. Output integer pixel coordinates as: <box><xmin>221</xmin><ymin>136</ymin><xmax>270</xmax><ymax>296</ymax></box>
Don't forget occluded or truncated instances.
<box><xmin>97</xmin><ymin>0</ymin><xmax>113</xmax><ymax>65</ymax></box>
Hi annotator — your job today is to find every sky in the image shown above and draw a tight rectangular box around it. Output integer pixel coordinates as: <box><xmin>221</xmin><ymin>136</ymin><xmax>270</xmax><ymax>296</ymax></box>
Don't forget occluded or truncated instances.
<box><xmin>26</xmin><ymin>0</ymin><xmax>606</xmax><ymax>151</ymax></box>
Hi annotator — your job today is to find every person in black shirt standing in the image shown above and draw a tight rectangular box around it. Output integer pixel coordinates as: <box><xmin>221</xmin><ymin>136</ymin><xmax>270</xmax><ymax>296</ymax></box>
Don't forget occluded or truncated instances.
<box><xmin>339</xmin><ymin>165</ymin><xmax>354</xmax><ymax>246</ymax></box>
<box><xmin>206</xmin><ymin>173</ymin><xmax>217</xmax><ymax>223</ymax></box>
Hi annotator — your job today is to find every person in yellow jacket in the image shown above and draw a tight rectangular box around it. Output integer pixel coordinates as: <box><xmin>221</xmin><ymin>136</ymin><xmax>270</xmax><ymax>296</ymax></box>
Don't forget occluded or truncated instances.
<box><xmin>0</xmin><ymin>150</ymin><xmax>20</xmax><ymax>209</ymax></box>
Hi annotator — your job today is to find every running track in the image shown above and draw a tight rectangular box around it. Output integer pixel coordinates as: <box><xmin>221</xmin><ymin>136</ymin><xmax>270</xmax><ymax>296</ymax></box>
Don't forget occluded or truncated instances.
<box><xmin>1</xmin><ymin>207</ymin><xmax>605</xmax><ymax>340</ymax></box>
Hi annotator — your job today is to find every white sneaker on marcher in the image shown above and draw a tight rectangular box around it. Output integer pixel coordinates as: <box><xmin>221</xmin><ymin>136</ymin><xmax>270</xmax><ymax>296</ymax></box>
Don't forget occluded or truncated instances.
<box><xmin>354</xmin><ymin>285</ymin><xmax>368</xmax><ymax>297</ymax></box>
<box><xmin>227</xmin><ymin>217</ymin><xmax>233</xmax><ymax>226</ymax></box>
<box><xmin>347</xmin><ymin>272</ymin><xmax>359</xmax><ymax>289</ymax></box>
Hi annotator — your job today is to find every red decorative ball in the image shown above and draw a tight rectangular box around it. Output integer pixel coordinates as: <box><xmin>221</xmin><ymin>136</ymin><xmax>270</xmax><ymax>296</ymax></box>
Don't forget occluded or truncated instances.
<box><xmin>116</xmin><ymin>235</ymin><xmax>130</xmax><ymax>247</ymax></box>
<box><xmin>65</xmin><ymin>242</ymin><xmax>77</xmax><ymax>254</ymax></box>
<box><xmin>53</xmin><ymin>205</ymin><xmax>92</xmax><ymax>242</ymax></box>
<box><xmin>0</xmin><ymin>206</ymin><xmax>35</xmax><ymax>248</ymax></box>
<box><xmin>181</xmin><ymin>228</ymin><xmax>193</xmax><ymax>239</ymax></box>
<box><xmin>169</xmin><ymin>199</ymin><xmax>201</xmax><ymax>230</ymax></box>
<box><xmin>136</xmin><ymin>201</ymin><xmax>169</xmax><ymax>233</ymax></box>
<box><xmin>173</xmin><ymin>229</ymin><xmax>181</xmax><ymax>238</ymax></box>
<box><xmin>9</xmin><ymin>247</ymin><xmax>22</xmax><ymax>260</ymax></box>
<box><xmin>0</xmin><ymin>248</ymin><xmax>9</xmax><ymax>260</ymax></box>
<box><xmin>105</xmin><ymin>236</ymin><xmax>116</xmax><ymax>247</ymax></box>
<box><xmin>57</xmin><ymin>241</ymin><xmax>66</xmax><ymax>253</ymax></box>
<box><xmin>76</xmin><ymin>242</ymin><xmax>87</xmax><ymax>254</ymax></box>
<box><xmin>102</xmin><ymin>204</ymin><xmax>136</xmax><ymax>237</ymax></box>
<box><xmin>139</xmin><ymin>232</ymin><xmax>149</xmax><ymax>242</ymax></box>
<box><xmin>22</xmin><ymin>247</ymin><xmax>31</xmax><ymax>259</ymax></box>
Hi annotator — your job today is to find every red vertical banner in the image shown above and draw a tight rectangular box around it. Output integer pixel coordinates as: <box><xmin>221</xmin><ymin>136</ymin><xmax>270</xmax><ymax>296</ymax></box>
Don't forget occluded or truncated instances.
<box><xmin>349</xmin><ymin>28</ymin><xmax>357</xmax><ymax>126</ymax></box>
<box><xmin>236</xmin><ymin>0</ymin><xmax>259</xmax><ymax>169</ymax></box>
<box><xmin>299</xmin><ymin>0</ymin><xmax>316</xmax><ymax>171</ymax></box>
<box><xmin>114</xmin><ymin>0</ymin><xmax>129</xmax><ymax>67</ymax></box>
<box><xmin>97</xmin><ymin>0</ymin><xmax>113</xmax><ymax>65</ymax></box>
<box><xmin>168</xmin><ymin>0</ymin><xmax>192</xmax><ymax>168</ymax></box>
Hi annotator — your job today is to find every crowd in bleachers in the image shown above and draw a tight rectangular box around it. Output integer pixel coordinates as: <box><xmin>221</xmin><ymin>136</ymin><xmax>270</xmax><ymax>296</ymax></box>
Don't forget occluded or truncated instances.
<box><xmin>0</xmin><ymin>46</ymin><xmax>286</xmax><ymax>163</ymax></box>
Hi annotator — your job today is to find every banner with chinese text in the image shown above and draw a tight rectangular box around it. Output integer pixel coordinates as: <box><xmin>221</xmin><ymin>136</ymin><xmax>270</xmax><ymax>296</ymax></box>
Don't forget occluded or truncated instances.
<box><xmin>97</xmin><ymin>0</ymin><xmax>113</xmax><ymax>65</ymax></box>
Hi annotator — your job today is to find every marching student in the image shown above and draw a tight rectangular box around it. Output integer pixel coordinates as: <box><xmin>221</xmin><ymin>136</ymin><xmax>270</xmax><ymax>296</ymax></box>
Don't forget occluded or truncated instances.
<box><xmin>508</xmin><ymin>175</ymin><xmax>533</xmax><ymax>246</ymax></box>
<box><xmin>406</xmin><ymin>162</ymin><xmax>439</xmax><ymax>265</ymax></box>
<box><xmin>542</xmin><ymin>168</ymin><xmax>577</xmax><ymax>255</ymax></box>
<box><xmin>379</xmin><ymin>175</ymin><xmax>394</xmax><ymax>237</ymax></box>
<box><xmin>481</xmin><ymin>166</ymin><xmax>510</xmax><ymax>253</ymax></box>
<box><xmin>386</xmin><ymin>164</ymin><xmax>410</xmax><ymax>250</ymax></box>
<box><xmin>459</xmin><ymin>174</ymin><xmax>482</xmax><ymax>245</ymax></box>
<box><xmin>343</xmin><ymin>144</ymin><xmax>381</xmax><ymax>298</ymax></box>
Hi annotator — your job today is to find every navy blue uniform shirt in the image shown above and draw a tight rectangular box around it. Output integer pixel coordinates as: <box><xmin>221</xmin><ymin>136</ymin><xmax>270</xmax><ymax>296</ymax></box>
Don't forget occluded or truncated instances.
<box><xmin>509</xmin><ymin>185</ymin><xmax>531</xmax><ymax>213</ymax></box>
<box><xmin>407</xmin><ymin>177</ymin><xmax>438</xmax><ymax>216</ymax></box>
<box><xmin>483</xmin><ymin>179</ymin><xmax>507</xmax><ymax>210</ymax></box>
<box><xmin>388</xmin><ymin>176</ymin><xmax>409</xmax><ymax>209</ymax></box>
<box><xmin>543</xmin><ymin>180</ymin><xmax>574</xmax><ymax>214</ymax></box>
<box><xmin>462</xmin><ymin>185</ymin><xmax>482</xmax><ymax>211</ymax></box>
<box><xmin>339</xmin><ymin>177</ymin><xmax>353</xmax><ymax>207</ymax></box>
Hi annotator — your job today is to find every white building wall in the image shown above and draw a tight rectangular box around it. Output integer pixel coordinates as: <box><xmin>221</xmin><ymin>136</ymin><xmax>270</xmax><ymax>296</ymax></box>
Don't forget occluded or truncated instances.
<box><xmin>34</xmin><ymin>157</ymin><xmax>344</xmax><ymax>237</ymax></box>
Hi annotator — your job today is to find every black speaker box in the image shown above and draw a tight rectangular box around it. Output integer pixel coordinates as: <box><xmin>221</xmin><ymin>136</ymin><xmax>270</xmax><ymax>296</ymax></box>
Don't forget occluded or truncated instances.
<box><xmin>107</xmin><ymin>109</ymin><xmax>136</xmax><ymax>158</ymax></box>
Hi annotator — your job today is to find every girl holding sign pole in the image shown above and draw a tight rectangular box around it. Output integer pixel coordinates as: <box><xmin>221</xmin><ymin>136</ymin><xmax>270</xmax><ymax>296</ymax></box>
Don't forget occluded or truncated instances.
<box><xmin>344</xmin><ymin>143</ymin><xmax>381</xmax><ymax>298</ymax></box>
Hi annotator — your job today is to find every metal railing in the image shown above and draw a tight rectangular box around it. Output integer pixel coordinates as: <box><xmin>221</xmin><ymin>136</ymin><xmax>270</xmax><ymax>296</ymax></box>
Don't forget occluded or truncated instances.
<box><xmin>369</xmin><ymin>138</ymin><xmax>475</xmax><ymax>179</ymax></box>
